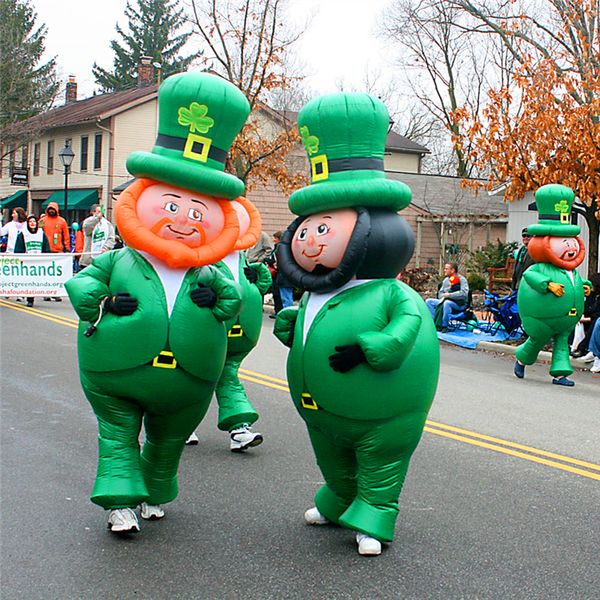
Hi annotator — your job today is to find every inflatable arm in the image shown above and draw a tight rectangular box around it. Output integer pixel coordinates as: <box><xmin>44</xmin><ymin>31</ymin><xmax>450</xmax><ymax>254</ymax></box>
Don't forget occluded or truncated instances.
<box><xmin>273</xmin><ymin>306</ymin><xmax>299</xmax><ymax>348</ymax></box>
<box><xmin>521</xmin><ymin>266</ymin><xmax>553</xmax><ymax>294</ymax></box>
<box><xmin>356</xmin><ymin>285</ymin><xmax>422</xmax><ymax>372</ymax></box>
<box><xmin>197</xmin><ymin>265</ymin><xmax>243</xmax><ymax>322</ymax></box>
<box><xmin>65</xmin><ymin>251</ymin><xmax>116</xmax><ymax>322</ymax></box>
<box><xmin>247</xmin><ymin>261</ymin><xmax>272</xmax><ymax>295</ymax></box>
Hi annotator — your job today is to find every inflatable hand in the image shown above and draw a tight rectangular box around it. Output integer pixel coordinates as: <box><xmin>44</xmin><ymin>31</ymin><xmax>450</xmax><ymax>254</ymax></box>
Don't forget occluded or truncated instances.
<box><xmin>547</xmin><ymin>282</ymin><xmax>565</xmax><ymax>297</ymax></box>
<box><xmin>191</xmin><ymin>284</ymin><xmax>217</xmax><ymax>308</ymax></box>
<box><xmin>273</xmin><ymin>307</ymin><xmax>298</xmax><ymax>347</ymax></box>
<box><xmin>329</xmin><ymin>344</ymin><xmax>366</xmax><ymax>373</ymax></box>
<box><xmin>583</xmin><ymin>284</ymin><xmax>591</xmax><ymax>297</ymax></box>
<box><xmin>103</xmin><ymin>293</ymin><xmax>138</xmax><ymax>316</ymax></box>
<box><xmin>244</xmin><ymin>266</ymin><xmax>258</xmax><ymax>284</ymax></box>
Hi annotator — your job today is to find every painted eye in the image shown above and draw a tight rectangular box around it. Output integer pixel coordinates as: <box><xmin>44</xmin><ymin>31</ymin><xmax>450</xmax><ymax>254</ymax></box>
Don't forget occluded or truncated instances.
<box><xmin>316</xmin><ymin>223</ymin><xmax>329</xmax><ymax>236</ymax></box>
<box><xmin>164</xmin><ymin>202</ymin><xmax>179</xmax><ymax>214</ymax></box>
<box><xmin>188</xmin><ymin>208</ymin><xmax>203</xmax><ymax>222</ymax></box>
<box><xmin>297</xmin><ymin>228</ymin><xmax>307</xmax><ymax>241</ymax></box>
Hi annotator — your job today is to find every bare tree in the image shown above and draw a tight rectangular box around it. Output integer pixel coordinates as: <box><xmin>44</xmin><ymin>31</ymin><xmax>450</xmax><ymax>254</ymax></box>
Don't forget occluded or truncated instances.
<box><xmin>380</xmin><ymin>0</ymin><xmax>512</xmax><ymax>177</ymax></box>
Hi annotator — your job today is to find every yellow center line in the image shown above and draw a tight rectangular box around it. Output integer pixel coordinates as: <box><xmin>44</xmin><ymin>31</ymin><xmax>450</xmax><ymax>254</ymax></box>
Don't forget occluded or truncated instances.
<box><xmin>423</xmin><ymin>426</ymin><xmax>600</xmax><ymax>482</ymax></box>
<box><xmin>4</xmin><ymin>299</ymin><xmax>599</xmax><ymax>481</ymax></box>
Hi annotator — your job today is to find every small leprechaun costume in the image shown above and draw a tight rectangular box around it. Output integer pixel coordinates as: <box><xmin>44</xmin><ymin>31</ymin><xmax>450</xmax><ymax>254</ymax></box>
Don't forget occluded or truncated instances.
<box><xmin>273</xmin><ymin>93</ymin><xmax>440</xmax><ymax>548</ymax></box>
<box><xmin>515</xmin><ymin>184</ymin><xmax>590</xmax><ymax>382</ymax></box>
<box><xmin>66</xmin><ymin>72</ymin><xmax>250</xmax><ymax>520</ymax></box>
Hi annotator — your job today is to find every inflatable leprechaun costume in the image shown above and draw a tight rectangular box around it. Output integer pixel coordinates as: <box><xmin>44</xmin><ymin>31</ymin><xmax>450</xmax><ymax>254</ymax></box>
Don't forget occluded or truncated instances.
<box><xmin>273</xmin><ymin>93</ymin><xmax>440</xmax><ymax>556</ymax></box>
<box><xmin>514</xmin><ymin>184</ymin><xmax>591</xmax><ymax>386</ymax></box>
<box><xmin>186</xmin><ymin>197</ymin><xmax>273</xmax><ymax>450</ymax></box>
<box><xmin>66</xmin><ymin>72</ymin><xmax>255</xmax><ymax>534</ymax></box>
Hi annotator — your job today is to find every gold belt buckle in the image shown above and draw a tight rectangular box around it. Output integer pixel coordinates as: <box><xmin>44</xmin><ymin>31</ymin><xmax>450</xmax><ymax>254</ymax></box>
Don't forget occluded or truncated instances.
<box><xmin>228</xmin><ymin>324</ymin><xmax>244</xmax><ymax>338</ymax></box>
<box><xmin>301</xmin><ymin>392</ymin><xmax>319</xmax><ymax>410</ymax></box>
<box><xmin>568</xmin><ymin>308</ymin><xmax>578</xmax><ymax>317</ymax></box>
<box><xmin>152</xmin><ymin>350</ymin><xmax>177</xmax><ymax>369</ymax></box>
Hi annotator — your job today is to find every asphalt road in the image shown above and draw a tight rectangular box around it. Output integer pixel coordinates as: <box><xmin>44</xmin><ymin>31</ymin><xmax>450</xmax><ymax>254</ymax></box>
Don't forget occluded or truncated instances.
<box><xmin>1</xmin><ymin>298</ymin><xmax>599</xmax><ymax>600</ymax></box>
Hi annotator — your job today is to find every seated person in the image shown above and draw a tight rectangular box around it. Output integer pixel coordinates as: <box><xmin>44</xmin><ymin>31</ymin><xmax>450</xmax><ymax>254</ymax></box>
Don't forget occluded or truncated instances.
<box><xmin>425</xmin><ymin>262</ymin><xmax>469</xmax><ymax>332</ymax></box>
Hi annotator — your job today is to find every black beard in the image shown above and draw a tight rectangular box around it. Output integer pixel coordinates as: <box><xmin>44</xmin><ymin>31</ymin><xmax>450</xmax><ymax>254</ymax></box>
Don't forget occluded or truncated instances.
<box><xmin>47</xmin><ymin>211</ymin><xmax>57</xmax><ymax>217</ymax></box>
<box><xmin>310</xmin><ymin>264</ymin><xmax>333</xmax><ymax>276</ymax></box>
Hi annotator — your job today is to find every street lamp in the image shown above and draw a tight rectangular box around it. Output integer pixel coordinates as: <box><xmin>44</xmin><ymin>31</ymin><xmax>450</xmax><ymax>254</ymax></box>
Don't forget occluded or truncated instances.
<box><xmin>58</xmin><ymin>141</ymin><xmax>75</xmax><ymax>217</ymax></box>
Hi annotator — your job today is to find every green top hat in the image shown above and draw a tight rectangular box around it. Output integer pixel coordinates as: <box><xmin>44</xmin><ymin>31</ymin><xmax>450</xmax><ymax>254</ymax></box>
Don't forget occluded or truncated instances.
<box><xmin>527</xmin><ymin>184</ymin><xmax>580</xmax><ymax>236</ymax></box>
<box><xmin>288</xmin><ymin>93</ymin><xmax>411</xmax><ymax>216</ymax></box>
<box><xmin>126</xmin><ymin>72</ymin><xmax>250</xmax><ymax>200</ymax></box>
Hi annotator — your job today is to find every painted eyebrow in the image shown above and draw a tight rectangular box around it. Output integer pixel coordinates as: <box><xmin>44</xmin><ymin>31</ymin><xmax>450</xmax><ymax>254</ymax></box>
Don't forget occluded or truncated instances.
<box><xmin>162</xmin><ymin>193</ymin><xmax>181</xmax><ymax>199</ymax></box>
<box><xmin>190</xmin><ymin>199</ymin><xmax>208</xmax><ymax>208</ymax></box>
<box><xmin>321</xmin><ymin>216</ymin><xmax>332</xmax><ymax>219</ymax></box>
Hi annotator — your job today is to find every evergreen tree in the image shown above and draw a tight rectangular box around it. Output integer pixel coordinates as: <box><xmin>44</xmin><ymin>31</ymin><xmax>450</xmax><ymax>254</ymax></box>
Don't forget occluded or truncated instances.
<box><xmin>93</xmin><ymin>0</ymin><xmax>202</xmax><ymax>92</ymax></box>
<box><xmin>0</xmin><ymin>0</ymin><xmax>58</xmax><ymax>132</ymax></box>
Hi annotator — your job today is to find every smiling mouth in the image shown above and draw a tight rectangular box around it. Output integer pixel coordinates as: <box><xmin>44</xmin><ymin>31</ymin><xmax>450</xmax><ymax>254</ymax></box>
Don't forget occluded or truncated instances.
<box><xmin>167</xmin><ymin>225</ymin><xmax>194</xmax><ymax>237</ymax></box>
<box><xmin>562</xmin><ymin>250</ymin><xmax>577</xmax><ymax>259</ymax></box>
<box><xmin>302</xmin><ymin>245</ymin><xmax>324</xmax><ymax>259</ymax></box>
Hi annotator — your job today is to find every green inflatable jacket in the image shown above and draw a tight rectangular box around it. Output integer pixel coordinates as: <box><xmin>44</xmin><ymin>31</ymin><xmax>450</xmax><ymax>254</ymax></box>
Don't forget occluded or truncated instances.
<box><xmin>274</xmin><ymin>279</ymin><xmax>439</xmax><ymax>541</ymax></box>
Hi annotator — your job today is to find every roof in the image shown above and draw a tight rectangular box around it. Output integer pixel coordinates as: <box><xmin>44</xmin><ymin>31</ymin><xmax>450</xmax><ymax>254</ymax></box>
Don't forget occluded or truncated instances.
<box><xmin>386</xmin><ymin>172</ymin><xmax>508</xmax><ymax>217</ymax></box>
<box><xmin>385</xmin><ymin>131</ymin><xmax>429</xmax><ymax>155</ymax></box>
<box><xmin>6</xmin><ymin>84</ymin><xmax>159</xmax><ymax>135</ymax></box>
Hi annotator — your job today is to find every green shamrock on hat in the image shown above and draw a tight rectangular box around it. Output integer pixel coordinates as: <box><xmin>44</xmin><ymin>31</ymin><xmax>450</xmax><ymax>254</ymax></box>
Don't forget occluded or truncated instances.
<box><xmin>554</xmin><ymin>199</ymin><xmax>569</xmax><ymax>214</ymax></box>
<box><xmin>299</xmin><ymin>125</ymin><xmax>319</xmax><ymax>155</ymax></box>
<box><xmin>178</xmin><ymin>102</ymin><xmax>215</xmax><ymax>134</ymax></box>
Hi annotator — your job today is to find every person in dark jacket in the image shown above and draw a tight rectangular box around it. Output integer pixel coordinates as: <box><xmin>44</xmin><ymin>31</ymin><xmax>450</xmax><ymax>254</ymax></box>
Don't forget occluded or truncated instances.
<box><xmin>512</xmin><ymin>228</ymin><xmax>535</xmax><ymax>290</ymax></box>
<box><xmin>266</xmin><ymin>230</ymin><xmax>295</xmax><ymax>318</ymax></box>
<box><xmin>14</xmin><ymin>214</ymin><xmax>51</xmax><ymax>307</ymax></box>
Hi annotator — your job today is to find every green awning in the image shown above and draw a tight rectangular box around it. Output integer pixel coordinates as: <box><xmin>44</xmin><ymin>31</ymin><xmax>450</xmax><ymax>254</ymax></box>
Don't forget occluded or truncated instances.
<box><xmin>41</xmin><ymin>188</ymin><xmax>98</xmax><ymax>210</ymax></box>
<box><xmin>0</xmin><ymin>189</ymin><xmax>27</xmax><ymax>209</ymax></box>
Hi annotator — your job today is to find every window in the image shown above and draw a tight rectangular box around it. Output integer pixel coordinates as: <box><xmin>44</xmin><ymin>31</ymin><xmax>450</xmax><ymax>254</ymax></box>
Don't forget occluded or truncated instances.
<box><xmin>33</xmin><ymin>143</ymin><xmax>40</xmax><ymax>176</ymax></box>
<box><xmin>47</xmin><ymin>140</ymin><xmax>54</xmax><ymax>174</ymax></box>
<box><xmin>80</xmin><ymin>135</ymin><xmax>88</xmax><ymax>171</ymax></box>
<box><xmin>93</xmin><ymin>133</ymin><xmax>102</xmax><ymax>170</ymax></box>
<box><xmin>21</xmin><ymin>144</ymin><xmax>28</xmax><ymax>169</ymax></box>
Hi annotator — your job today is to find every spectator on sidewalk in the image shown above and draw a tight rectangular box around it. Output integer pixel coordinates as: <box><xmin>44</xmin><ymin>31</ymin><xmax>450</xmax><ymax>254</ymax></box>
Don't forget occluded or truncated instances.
<box><xmin>42</xmin><ymin>202</ymin><xmax>70</xmax><ymax>301</ymax></box>
<box><xmin>14</xmin><ymin>214</ymin><xmax>51</xmax><ymax>307</ymax></box>
<box><xmin>571</xmin><ymin>272</ymin><xmax>600</xmax><ymax>361</ymax></box>
<box><xmin>70</xmin><ymin>222</ymin><xmax>84</xmax><ymax>273</ymax></box>
<box><xmin>0</xmin><ymin>207</ymin><xmax>27</xmax><ymax>253</ymax></box>
<box><xmin>512</xmin><ymin>228</ymin><xmax>535</xmax><ymax>290</ymax></box>
<box><xmin>266</xmin><ymin>230</ymin><xmax>294</xmax><ymax>318</ymax></box>
<box><xmin>588</xmin><ymin>317</ymin><xmax>600</xmax><ymax>373</ymax></box>
<box><xmin>425</xmin><ymin>262</ymin><xmax>469</xmax><ymax>332</ymax></box>
<box><xmin>79</xmin><ymin>204</ymin><xmax>116</xmax><ymax>269</ymax></box>
<box><xmin>246</xmin><ymin>229</ymin><xmax>274</xmax><ymax>264</ymax></box>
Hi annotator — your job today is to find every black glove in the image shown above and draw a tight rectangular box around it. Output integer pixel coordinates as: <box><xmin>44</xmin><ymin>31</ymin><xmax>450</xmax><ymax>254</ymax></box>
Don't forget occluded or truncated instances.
<box><xmin>190</xmin><ymin>284</ymin><xmax>217</xmax><ymax>308</ymax></box>
<box><xmin>328</xmin><ymin>344</ymin><xmax>366</xmax><ymax>373</ymax></box>
<box><xmin>103</xmin><ymin>293</ymin><xmax>137</xmax><ymax>316</ymax></box>
<box><xmin>244</xmin><ymin>266</ymin><xmax>258</xmax><ymax>284</ymax></box>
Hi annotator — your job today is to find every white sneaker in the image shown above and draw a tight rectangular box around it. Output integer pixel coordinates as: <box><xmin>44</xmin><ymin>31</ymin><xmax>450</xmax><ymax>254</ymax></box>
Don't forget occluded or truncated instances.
<box><xmin>590</xmin><ymin>357</ymin><xmax>600</xmax><ymax>373</ymax></box>
<box><xmin>230</xmin><ymin>425</ymin><xmax>263</xmax><ymax>452</ymax></box>
<box><xmin>185</xmin><ymin>431</ymin><xmax>199</xmax><ymax>445</ymax></box>
<box><xmin>139</xmin><ymin>502</ymin><xmax>165</xmax><ymax>520</ymax></box>
<box><xmin>356</xmin><ymin>532</ymin><xmax>382</xmax><ymax>556</ymax></box>
<box><xmin>107</xmin><ymin>508</ymin><xmax>140</xmax><ymax>533</ymax></box>
<box><xmin>581</xmin><ymin>351</ymin><xmax>595</xmax><ymax>363</ymax></box>
<box><xmin>304</xmin><ymin>507</ymin><xmax>329</xmax><ymax>525</ymax></box>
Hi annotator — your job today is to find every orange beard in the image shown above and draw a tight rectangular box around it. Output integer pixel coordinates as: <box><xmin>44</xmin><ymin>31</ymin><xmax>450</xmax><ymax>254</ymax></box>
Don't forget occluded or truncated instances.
<box><xmin>528</xmin><ymin>235</ymin><xmax>586</xmax><ymax>270</ymax></box>
<box><xmin>233</xmin><ymin>196</ymin><xmax>262</xmax><ymax>251</ymax></box>
<box><xmin>115</xmin><ymin>178</ymin><xmax>240</xmax><ymax>268</ymax></box>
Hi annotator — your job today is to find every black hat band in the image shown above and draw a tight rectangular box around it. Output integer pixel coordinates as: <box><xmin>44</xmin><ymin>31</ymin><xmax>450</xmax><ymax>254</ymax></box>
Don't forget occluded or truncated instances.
<box><xmin>155</xmin><ymin>133</ymin><xmax>228</xmax><ymax>165</ymax></box>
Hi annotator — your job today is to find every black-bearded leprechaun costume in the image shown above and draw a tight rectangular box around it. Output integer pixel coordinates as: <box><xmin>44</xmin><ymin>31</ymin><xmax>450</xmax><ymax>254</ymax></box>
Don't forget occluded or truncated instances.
<box><xmin>66</xmin><ymin>72</ymin><xmax>252</xmax><ymax>534</ymax></box>
<box><xmin>514</xmin><ymin>184</ymin><xmax>591</xmax><ymax>386</ymax></box>
<box><xmin>273</xmin><ymin>92</ymin><xmax>440</xmax><ymax>556</ymax></box>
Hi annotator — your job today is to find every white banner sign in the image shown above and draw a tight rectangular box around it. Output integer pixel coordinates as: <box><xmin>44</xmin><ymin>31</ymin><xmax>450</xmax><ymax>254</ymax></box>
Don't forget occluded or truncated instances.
<box><xmin>0</xmin><ymin>253</ymin><xmax>74</xmax><ymax>296</ymax></box>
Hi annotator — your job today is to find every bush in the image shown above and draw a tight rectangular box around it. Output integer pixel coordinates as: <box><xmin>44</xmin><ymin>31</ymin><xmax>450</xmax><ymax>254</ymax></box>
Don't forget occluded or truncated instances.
<box><xmin>465</xmin><ymin>239</ymin><xmax>518</xmax><ymax>277</ymax></box>
<box><xmin>467</xmin><ymin>273</ymin><xmax>487</xmax><ymax>291</ymax></box>
<box><xmin>397</xmin><ymin>268</ymin><xmax>434</xmax><ymax>292</ymax></box>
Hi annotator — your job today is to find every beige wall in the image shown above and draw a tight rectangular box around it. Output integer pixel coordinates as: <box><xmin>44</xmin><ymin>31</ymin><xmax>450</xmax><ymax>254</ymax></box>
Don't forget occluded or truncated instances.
<box><xmin>384</xmin><ymin>153</ymin><xmax>421</xmax><ymax>172</ymax></box>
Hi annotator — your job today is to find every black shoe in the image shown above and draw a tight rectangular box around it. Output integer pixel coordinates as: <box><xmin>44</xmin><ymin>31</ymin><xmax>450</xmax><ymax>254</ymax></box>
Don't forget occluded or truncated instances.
<box><xmin>26</xmin><ymin>300</ymin><xmax>34</xmax><ymax>307</ymax></box>
<box><xmin>43</xmin><ymin>297</ymin><xmax>51</xmax><ymax>301</ymax></box>
<box><xmin>552</xmin><ymin>376</ymin><xmax>575</xmax><ymax>387</ymax></box>
<box><xmin>514</xmin><ymin>360</ymin><xmax>525</xmax><ymax>379</ymax></box>
<box><xmin>54</xmin><ymin>297</ymin><xmax>62</xmax><ymax>302</ymax></box>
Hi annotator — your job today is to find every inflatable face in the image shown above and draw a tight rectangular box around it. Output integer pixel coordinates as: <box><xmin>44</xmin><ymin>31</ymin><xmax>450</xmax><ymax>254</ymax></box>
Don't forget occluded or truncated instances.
<box><xmin>231</xmin><ymin>197</ymin><xmax>262</xmax><ymax>251</ymax></box>
<box><xmin>136</xmin><ymin>182</ymin><xmax>225</xmax><ymax>247</ymax></box>
<box><xmin>291</xmin><ymin>209</ymin><xmax>358</xmax><ymax>272</ymax></box>
<box><xmin>115</xmin><ymin>178</ymin><xmax>240</xmax><ymax>268</ymax></box>
<box><xmin>528</xmin><ymin>235</ymin><xmax>585</xmax><ymax>270</ymax></box>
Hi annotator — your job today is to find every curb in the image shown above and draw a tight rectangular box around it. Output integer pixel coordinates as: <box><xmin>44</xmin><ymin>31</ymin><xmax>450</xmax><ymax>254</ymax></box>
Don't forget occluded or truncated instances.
<box><xmin>476</xmin><ymin>340</ymin><xmax>590</xmax><ymax>370</ymax></box>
